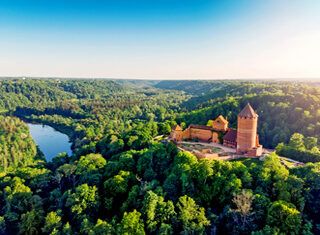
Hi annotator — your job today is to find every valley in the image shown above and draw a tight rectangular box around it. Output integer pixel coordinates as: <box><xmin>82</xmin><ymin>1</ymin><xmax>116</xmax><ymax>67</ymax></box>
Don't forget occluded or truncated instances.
<box><xmin>0</xmin><ymin>78</ymin><xmax>319</xmax><ymax>234</ymax></box>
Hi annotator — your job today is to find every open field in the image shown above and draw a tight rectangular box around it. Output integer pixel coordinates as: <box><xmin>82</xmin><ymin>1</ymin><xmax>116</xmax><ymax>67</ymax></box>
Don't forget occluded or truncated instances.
<box><xmin>179</xmin><ymin>142</ymin><xmax>224</xmax><ymax>153</ymax></box>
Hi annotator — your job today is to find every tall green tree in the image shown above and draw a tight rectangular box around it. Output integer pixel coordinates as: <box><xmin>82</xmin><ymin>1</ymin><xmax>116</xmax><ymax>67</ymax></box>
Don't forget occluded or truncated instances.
<box><xmin>266</xmin><ymin>200</ymin><xmax>302</xmax><ymax>234</ymax></box>
<box><xmin>176</xmin><ymin>195</ymin><xmax>210</xmax><ymax>234</ymax></box>
<box><xmin>118</xmin><ymin>210</ymin><xmax>145</xmax><ymax>235</ymax></box>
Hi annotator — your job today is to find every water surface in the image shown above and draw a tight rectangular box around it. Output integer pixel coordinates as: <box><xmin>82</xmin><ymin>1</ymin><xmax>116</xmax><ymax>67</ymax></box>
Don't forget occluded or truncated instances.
<box><xmin>27</xmin><ymin>123</ymin><xmax>72</xmax><ymax>161</ymax></box>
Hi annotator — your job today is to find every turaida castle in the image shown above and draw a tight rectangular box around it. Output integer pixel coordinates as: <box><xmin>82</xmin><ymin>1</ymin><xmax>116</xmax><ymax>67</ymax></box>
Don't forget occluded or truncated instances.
<box><xmin>170</xmin><ymin>103</ymin><xmax>263</xmax><ymax>157</ymax></box>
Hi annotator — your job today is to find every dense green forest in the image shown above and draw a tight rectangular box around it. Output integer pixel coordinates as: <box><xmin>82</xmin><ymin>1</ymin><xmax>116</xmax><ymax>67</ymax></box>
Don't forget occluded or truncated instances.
<box><xmin>172</xmin><ymin>81</ymin><xmax>320</xmax><ymax>148</ymax></box>
<box><xmin>0</xmin><ymin>116</ymin><xmax>43</xmax><ymax>171</ymax></box>
<box><xmin>0</xmin><ymin>79</ymin><xmax>188</xmax><ymax>153</ymax></box>
<box><xmin>0</xmin><ymin>78</ymin><xmax>320</xmax><ymax>234</ymax></box>
<box><xmin>276</xmin><ymin>133</ymin><xmax>320</xmax><ymax>163</ymax></box>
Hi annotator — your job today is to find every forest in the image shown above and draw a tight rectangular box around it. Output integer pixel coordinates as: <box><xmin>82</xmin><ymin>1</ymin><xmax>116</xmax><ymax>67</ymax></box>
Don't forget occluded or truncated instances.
<box><xmin>0</xmin><ymin>78</ymin><xmax>320</xmax><ymax>234</ymax></box>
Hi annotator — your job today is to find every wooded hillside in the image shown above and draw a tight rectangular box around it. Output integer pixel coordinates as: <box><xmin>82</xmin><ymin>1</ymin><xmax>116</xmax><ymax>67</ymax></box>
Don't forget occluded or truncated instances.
<box><xmin>0</xmin><ymin>79</ymin><xmax>319</xmax><ymax>234</ymax></box>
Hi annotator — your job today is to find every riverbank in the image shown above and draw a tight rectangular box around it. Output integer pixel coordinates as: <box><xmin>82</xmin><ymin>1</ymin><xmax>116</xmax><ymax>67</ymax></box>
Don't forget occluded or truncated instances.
<box><xmin>27</xmin><ymin>122</ymin><xmax>73</xmax><ymax>161</ymax></box>
<box><xmin>14</xmin><ymin>113</ymin><xmax>78</xmax><ymax>151</ymax></box>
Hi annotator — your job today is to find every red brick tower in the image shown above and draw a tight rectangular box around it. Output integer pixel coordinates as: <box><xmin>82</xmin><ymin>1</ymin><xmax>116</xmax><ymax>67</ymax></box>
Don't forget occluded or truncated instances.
<box><xmin>236</xmin><ymin>103</ymin><xmax>259</xmax><ymax>154</ymax></box>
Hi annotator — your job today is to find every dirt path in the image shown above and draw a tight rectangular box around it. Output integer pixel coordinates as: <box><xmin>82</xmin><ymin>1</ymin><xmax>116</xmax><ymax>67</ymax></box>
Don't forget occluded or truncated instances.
<box><xmin>262</xmin><ymin>148</ymin><xmax>305</xmax><ymax>165</ymax></box>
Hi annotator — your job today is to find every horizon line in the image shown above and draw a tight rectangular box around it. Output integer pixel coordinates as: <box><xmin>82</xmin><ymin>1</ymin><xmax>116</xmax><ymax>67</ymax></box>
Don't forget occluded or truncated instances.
<box><xmin>0</xmin><ymin>76</ymin><xmax>320</xmax><ymax>82</ymax></box>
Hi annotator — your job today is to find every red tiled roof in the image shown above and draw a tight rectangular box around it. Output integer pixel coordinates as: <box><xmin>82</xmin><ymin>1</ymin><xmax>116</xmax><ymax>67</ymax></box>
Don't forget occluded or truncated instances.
<box><xmin>238</xmin><ymin>103</ymin><xmax>258</xmax><ymax>118</ymax></box>
<box><xmin>223</xmin><ymin>129</ymin><xmax>237</xmax><ymax>143</ymax></box>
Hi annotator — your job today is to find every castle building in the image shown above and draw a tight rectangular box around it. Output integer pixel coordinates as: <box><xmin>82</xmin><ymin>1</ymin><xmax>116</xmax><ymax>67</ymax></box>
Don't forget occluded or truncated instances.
<box><xmin>212</xmin><ymin>115</ymin><xmax>228</xmax><ymax>132</ymax></box>
<box><xmin>236</xmin><ymin>103</ymin><xmax>262</xmax><ymax>156</ymax></box>
<box><xmin>222</xmin><ymin>128</ymin><xmax>237</xmax><ymax>148</ymax></box>
<box><xmin>170</xmin><ymin>116</ymin><xmax>228</xmax><ymax>143</ymax></box>
<box><xmin>170</xmin><ymin>125</ymin><xmax>183</xmax><ymax>141</ymax></box>
<box><xmin>170</xmin><ymin>103</ymin><xmax>263</xmax><ymax>157</ymax></box>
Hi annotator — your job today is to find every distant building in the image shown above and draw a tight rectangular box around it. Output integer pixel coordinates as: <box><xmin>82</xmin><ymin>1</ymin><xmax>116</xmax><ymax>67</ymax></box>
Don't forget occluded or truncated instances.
<box><xmin>170</xmin><ymin>103</ymin><xmax>263</xmax><ymax>157</ymax></box>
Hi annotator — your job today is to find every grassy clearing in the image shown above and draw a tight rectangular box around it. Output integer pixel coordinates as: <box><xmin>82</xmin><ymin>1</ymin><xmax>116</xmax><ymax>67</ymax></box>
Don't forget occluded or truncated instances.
<box><xmin>280</xmin><ymin>158</ymin><xmax>296</xmax><ymax>167</ymax></box>
<box><xmin>180</xmin><ymin>143</ymin><xmax>223</xmax><ymax>153</ymax></box>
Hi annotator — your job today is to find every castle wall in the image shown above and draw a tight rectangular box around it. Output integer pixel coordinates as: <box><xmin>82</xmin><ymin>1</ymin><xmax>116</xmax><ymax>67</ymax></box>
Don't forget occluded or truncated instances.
<box><xmin>237</xmin><ymin>116</ymin><xmax>257</xmax><ymax>153</ymax></box>
<box><xmin>224</xmin><ymin>140</ymin><xmax>236</xmax><ymax>148</ymax></box>
<box><xmin>172</xmin><ymin>127</ymin><xmax>220</xmax><ymax>143</ymax></box>
<box><xmin>212</xmin><ymin>132</ymin><xmax>220</xmax><ymax>143</ymax></box>
<box><xmin>247</xmin><ymin>145</ymin><xmax>263</xmax><ymax>157</ymax></box>
<box><xmin>181</xmin><ymin>128</ymin><xmax>191</xmax><ymax>140</ymax></box>
<box><xmin>195</xmin><ymin>152</ymin><xmax>219</xmax><ymax>160</ymax></box>
<box><xmin>190</xmin><ymin>128</ymin><xmax>212</xmax><ymax>142</ymax></box>
<box><xmin>170</xmin><ymin>130</ymin><xmax>181</xmax><ymax>141</ymax></box>
<box><xmin>169</xmin><ymin>130</ymin><xmax>175</xmax><ymax>139</ymax></box>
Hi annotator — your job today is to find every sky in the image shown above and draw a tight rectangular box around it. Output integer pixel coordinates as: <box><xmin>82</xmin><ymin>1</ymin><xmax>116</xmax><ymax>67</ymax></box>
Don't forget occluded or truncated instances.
<box><xmin>0</xmin><ymin>0</ymin><xmax>319</xmax><ymax>80</ymax></box>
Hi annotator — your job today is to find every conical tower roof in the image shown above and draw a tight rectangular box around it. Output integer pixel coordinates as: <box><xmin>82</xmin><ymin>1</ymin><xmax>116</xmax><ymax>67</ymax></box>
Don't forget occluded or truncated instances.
<box><xmin>238</xmin><ymin>103</ymin><xmax>258</xmax><ymax>118</ymax></box>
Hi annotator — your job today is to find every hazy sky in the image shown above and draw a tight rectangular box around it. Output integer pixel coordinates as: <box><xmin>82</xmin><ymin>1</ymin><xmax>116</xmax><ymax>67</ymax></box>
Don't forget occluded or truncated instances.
<box><xmin>0</xmin><ymin>0</ymin><xmax>319</xmax><ymax>79</ymax></box>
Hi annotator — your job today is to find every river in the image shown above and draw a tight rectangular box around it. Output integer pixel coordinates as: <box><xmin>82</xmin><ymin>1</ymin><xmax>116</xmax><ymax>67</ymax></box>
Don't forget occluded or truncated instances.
<box><xmin>27</xmin><ymin>123</ymin><xmax>73</xmax><ymax>161</ymax></box>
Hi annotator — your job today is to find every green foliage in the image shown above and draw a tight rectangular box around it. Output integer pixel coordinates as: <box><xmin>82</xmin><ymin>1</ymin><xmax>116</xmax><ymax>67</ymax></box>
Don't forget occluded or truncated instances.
<box><xmin>177</xmin><ymin>195</ymin><xmax>210</xmax><ymax>234</ymax></box>
<box><xmin>142</xmin><ymin>191</ymin><xmax>176</xmax><ymax>233</ymax></box>
<box><xmin>118</xmin><ymin>210</ymin><xmax>145</xmax><ymax>235</ymax></box>
<box><xmin>0</xmin><ymin>216</ymin><xmax>5</xmax><ymax>234</ymax></box>
<box><xmin>65</xmin><ymin>184</ymin><xmax>100</xmax><ymax>220</ymax></box>
<box><xmin>76</xmin><ymin>154</ymin><xmax>106</xmax><ymax>173</ymax></box>
<box><xmin>91</xmin><ymin>219</ymin><xmax>114</xmax><ymax>235</ymax></box>
<box><xmin>62</xmin><ymin>222</ymin><xmax>72</xmax><ymax>235</ymax></box>
<box><xmin>104</xmin><ymin>171</ymin><xmax>134</xmax><ymax>197</ymax></box>
<box><xmin>266</xmin><ymin>200</ymin><xmax>302</xmax><ymax>234</ymax></box>
<box><xmin>173</xmin><ymin>81</ymin><xmax>320</xmax><ymax>149</ymax></box>
<box><xmin>42</xmin><ymin>211</ymin><xmax>62</xmax><ymax>234</ymax></box>
<box><xmin>0</xmin><ymin>79</ymin><xmax>320</xmax><ymax>234</ymax></box>
<box><xmin>276</xmin><ymin>133</ymin><xmax>320</xmax><ymax>162</ymax></box>
<box><xmin>19</xmin><ymin>209</ymin><xmax>43</xmax><ymax>235</ymax></box>
<box><xmin>0</xmin><ymin>116</ymin><xmax>43</xmax><ymax>171</ymax></box>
